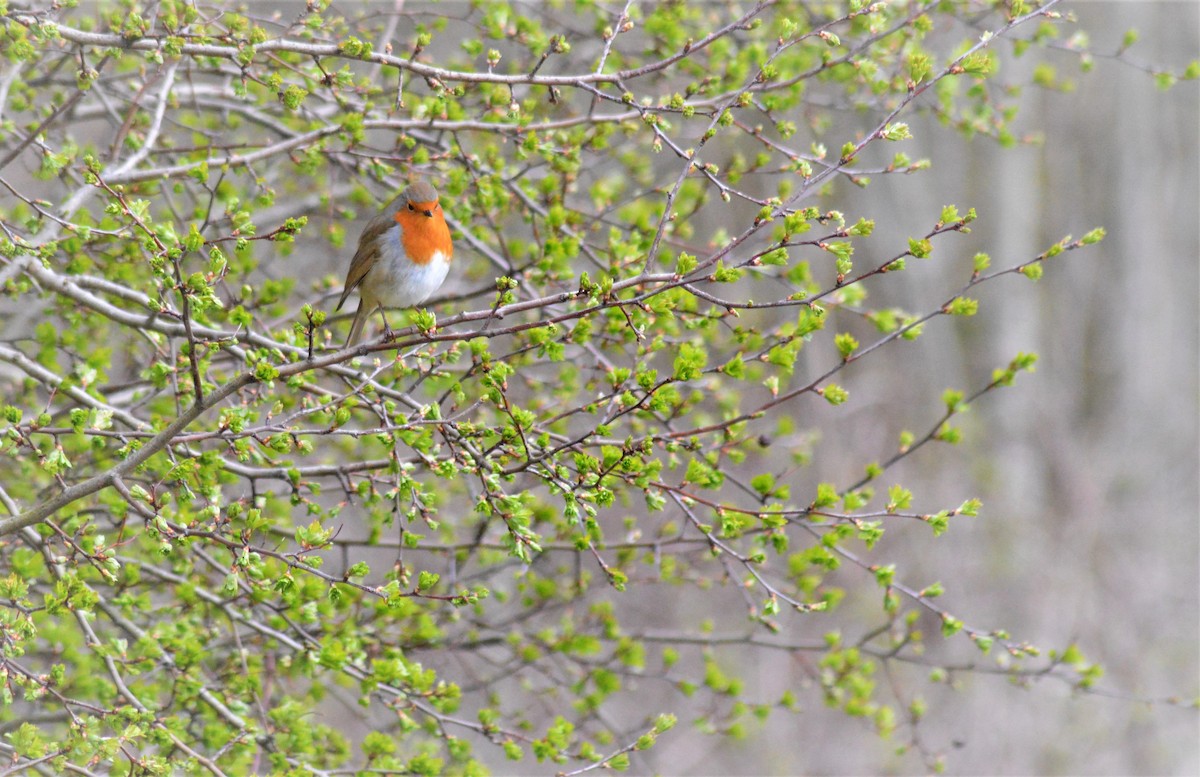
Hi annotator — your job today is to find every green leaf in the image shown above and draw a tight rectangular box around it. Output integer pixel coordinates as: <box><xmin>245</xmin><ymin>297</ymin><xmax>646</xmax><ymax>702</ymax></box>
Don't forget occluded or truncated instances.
<box><xmin>712</xmin><ymin>261</ymin><xmax>742</xmax><ymax>283</ymax></box>
<box><xmin>886</xmin><ymin>485</ymin><xmax>912</xmax><ymax>512</ymax></box>
<box><xmin>946</xmin><ymin>297</ymin><xmax>977</xmax><ymax>316</ymax></box>
<box><xmin>280</xmin><ymin>84</ymin><xmax>308</xmax><ymax>110</ymax></box>
<box><xmin>685</xmin><ymin>457</ymin><xmax>724</xmax><ymax>490</ymax></box>
<box><xmin>813</xmin><ymin>483</ymin><xmax>838</xmax><ymax>509</ymax></box>
<box><xmin>908</xmin><ymin>238</ymin><xmax>932</xmax><ymax>258</ymax></box>
<box><xmin>750</xmin><ymin>473</ymin><xmax>775</xmax><ymax>496</ymax></box>
<box><xmin>960</xmin><ymin>51</ymin><xmax>995</xmax><ymax>76</ymax></box>
<box><xmin>848</xmin><ymin>218</ymin><xmax>874</xmax><ymax>236</ymax></box>
<box><xmin>834</xmin><ymin>332</ymin><xmax>859</xmax><ymax>359</ymax></box>
<box><xmin>821</xmin><ymin>384</ymin><xmax>849</xmax><ymax>405</ymax></box>
<box><xmin>908</xmin><ymin>53</ymin><xmax>933</xmax><ymax>83</ymax></box>
<box><xmin>254</xmin><ymin>362</ymin><xmax>279</xmax><ymax>381</ymax></box>
<box><xmin>921</xmin><ymin>582</ymin><xmax>945</xmax><ymax>598</ymax></box>
<box><xmin>673</xmin><ymin>342</ymin><xmax>707</xmax><ymax>382</ymax></box>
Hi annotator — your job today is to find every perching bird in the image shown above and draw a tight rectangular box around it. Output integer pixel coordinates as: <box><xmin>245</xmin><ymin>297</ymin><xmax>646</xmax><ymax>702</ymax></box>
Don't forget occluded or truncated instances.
<box><xmin>336</xmin><ymin>181</ymin><xmax>453</xmax><ymax>346</ymax></box>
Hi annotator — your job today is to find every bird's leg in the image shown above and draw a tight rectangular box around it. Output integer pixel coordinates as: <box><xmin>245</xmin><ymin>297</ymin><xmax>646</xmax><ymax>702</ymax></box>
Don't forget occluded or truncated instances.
<box><xmin>379</xmin><ymin>308</ymin><xmax>396</xmax><ymax>341</ymax></box>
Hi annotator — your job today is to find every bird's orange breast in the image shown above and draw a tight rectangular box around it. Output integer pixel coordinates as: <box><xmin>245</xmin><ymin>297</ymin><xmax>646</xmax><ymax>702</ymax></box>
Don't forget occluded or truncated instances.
<box><xmin>395</xmin><ymin>204</ymin><xmax>453</xmax><ymax>266</ymax></box>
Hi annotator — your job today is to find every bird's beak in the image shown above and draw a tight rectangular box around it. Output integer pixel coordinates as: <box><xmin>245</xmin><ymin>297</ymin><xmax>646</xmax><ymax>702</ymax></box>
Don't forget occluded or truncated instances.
<box><xmin>423</xmin><ymin>209</ymin><xmax>434</xmax><ymax>218</ymax></box>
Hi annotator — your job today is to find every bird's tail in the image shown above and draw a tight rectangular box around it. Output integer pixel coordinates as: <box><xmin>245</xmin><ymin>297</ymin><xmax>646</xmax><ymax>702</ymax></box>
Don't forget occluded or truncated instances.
<box><xmin>346</xmin><ymin>302</ymin><xmax>369</xmax><ymax>347</ymax></box>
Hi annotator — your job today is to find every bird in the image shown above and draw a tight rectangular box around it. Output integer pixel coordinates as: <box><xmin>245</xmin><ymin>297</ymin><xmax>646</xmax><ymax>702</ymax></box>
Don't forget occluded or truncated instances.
<box><xmin>335</xmin><ymin>181</ymin><xmax>453</xmax><ymax>346</ymax></box>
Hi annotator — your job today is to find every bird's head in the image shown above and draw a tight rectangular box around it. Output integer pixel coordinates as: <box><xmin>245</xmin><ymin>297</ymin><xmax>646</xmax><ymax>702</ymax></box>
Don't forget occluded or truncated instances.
<box><xmin>393</xmin><ymin>181</ymin><xmax>453</xmax><ymax>263</ymax></box>
<box><xmin>396</xmin><ymin>181</ymin><xmax>442</xmax><ymax>220</ymax></box>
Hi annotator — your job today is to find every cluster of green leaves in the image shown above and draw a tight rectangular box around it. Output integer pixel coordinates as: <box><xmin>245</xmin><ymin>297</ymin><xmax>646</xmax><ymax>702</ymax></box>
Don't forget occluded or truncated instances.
<box><xmin>0</xmin><ymin>0</ymin><xmax>1178</xmax><ymax>774</ymax></box>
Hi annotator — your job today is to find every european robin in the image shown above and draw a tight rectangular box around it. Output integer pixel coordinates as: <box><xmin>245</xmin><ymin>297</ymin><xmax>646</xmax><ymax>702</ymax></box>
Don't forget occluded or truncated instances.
<box><xmin>336</xmin><ymin>181</ymin><xmax>453</xmax><ymax>345</ymax></box>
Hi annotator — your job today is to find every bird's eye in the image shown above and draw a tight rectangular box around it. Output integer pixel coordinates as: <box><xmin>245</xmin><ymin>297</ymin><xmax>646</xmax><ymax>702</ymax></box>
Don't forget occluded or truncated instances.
<box><xmin>407</xmin><ymin>203</ymin><xmax>415</xmax><ymax>211</ymax></box>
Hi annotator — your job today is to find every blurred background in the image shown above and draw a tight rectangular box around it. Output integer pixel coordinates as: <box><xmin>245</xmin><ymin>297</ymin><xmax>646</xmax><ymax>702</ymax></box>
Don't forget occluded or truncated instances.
<box><xmin>640</xmin><ymin>1</ymin><xmax>1199</xmax><ymax>773</ymax></box>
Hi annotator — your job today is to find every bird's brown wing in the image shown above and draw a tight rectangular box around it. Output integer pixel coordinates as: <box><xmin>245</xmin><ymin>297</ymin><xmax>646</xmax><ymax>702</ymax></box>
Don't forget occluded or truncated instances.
<box><xmin>335</xmin><ymin>207</ymin><xmax>397</xmax><ymax>311</ymax></box>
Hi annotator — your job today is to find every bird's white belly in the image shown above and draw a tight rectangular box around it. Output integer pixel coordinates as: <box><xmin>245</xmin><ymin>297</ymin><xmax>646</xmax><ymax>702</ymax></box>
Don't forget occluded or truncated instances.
<box><xmin>366</xmin><ymin>242</ymin><xmax>450</xmax><ymax>309</ymax></box>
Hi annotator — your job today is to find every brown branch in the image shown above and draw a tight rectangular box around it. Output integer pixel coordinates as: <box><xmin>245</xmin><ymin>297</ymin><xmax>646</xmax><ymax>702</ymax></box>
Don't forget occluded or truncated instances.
<box><xmin>7</xmin><ymin>7</ymin><xmax>776</xmax><ymax>88</ymax></box>
<box><xmin>0</xmin><ymin>372</ymin><xmax>254</xmax><ymax>537</ymax></box>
